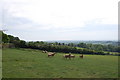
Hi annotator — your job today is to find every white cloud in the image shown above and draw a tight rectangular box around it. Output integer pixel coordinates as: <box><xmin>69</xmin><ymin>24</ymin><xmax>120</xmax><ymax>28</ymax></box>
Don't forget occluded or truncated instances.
<box><xmin>2</xmin><ymin>0</ymin><xmax>119</xmax><ymax>29</ymax></box>
<box><xmin>1</xmin><ymin>0</ymin><xmax>119</xmax><ymax>40</ymax></box>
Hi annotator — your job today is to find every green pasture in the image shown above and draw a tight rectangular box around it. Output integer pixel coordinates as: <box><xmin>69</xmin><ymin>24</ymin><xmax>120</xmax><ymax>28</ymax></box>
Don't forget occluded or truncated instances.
<box><xmin>2</xmin><ymin>48</ymin><xmax>118</xmax><ymax>78</ymax></box>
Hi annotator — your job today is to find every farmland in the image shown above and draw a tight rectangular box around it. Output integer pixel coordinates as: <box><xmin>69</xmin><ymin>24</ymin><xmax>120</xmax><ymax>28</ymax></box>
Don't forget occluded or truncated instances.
<box><xmin>2</xmin><ymin>48</ymin><xmax>118</xmax><ymax>78</ymax></box>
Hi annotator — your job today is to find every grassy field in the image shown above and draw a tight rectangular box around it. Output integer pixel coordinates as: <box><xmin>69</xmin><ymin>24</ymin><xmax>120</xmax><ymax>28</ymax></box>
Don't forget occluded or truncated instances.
<box><xmin>2</xmin><ymin>48</ymin><xmax>118</xmax><ymax>78</ymax></box>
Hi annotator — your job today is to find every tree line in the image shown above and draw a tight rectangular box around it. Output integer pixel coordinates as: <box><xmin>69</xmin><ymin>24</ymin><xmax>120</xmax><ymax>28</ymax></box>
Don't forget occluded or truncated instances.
<box><xmin>67</xmin><ymin>42</ymin><xmax>119</xmax><ymax>52</ymax></box>
<box><xmin>45</xmin><ymin>41</ymin><xmax>119</xmax><ymax>52</ymax></box>
<box><xmin>1</xmin><ymin>32</ymin><xmax>120</xmax><ymax>55</ymax></box>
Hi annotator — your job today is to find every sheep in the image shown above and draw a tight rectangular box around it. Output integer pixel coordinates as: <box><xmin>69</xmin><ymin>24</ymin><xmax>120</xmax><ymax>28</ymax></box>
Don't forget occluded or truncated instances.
<box><xmin>42</xmin><ymin>51</ymin><xmax>45</xmax><ymax>53</ymax></box>
<box><xmin>42</xmin><ymin>50</ymin><xmax>47</xmax><ymax>53</ymax></box>
<box><xmin>63</xmin><ymin>54</ymin><xmax>71</xmax><ymax>59</ymax></box>
<box><xmin>70</xmin><ymin>54</ymin><xmax>75</xmax><ymax>58</ymax></box>
<box><xmin>48</xmin><ymin>52</ymin><xmax>56</xmax><ymax>57</ymax></box>
<box><xmin>64</xmin><ymin>54</ymin><xmax>75</xmax><ymax>59</ymax></box>
<box><xmin>80</xmin><ymin>54</ymin><xmax>83</xmax><ymax>59</ymax></box>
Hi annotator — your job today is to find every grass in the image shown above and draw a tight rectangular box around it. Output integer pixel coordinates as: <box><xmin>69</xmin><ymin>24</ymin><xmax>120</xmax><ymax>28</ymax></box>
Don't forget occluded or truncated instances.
<box><xmin>2</xmin><ymin>48</ymin><xmax>118</xmax><ymax>78</ymax></box>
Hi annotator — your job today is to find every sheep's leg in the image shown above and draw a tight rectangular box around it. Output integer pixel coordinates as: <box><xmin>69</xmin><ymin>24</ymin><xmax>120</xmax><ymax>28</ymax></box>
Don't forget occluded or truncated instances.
<box><xmin>69</xmin><ymin>57</ymin><xmax>71</xmax><ymax>60</ymax></box>
<box><xmin>48</xmin><ymin>55</ymin><xmax>50</xmax><ymax>57</ymax></box>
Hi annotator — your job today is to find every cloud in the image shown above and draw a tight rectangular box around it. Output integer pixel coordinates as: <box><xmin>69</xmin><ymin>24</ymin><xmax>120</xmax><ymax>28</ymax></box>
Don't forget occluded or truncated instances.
<box><xmin>2</xmin><ymin>0</ymin><xmax>118</xmax><ymax>29</ymax></box>
<box><xmin>0</xmin><ymin>0</ymin><xmax>118</xmax><ymax>41</ymax></box>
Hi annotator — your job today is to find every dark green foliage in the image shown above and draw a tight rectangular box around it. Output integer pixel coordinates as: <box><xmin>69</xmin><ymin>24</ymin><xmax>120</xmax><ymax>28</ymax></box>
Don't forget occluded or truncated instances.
<box><xmin>19</xmin><ymin>40</ymin><xmax>26</xmax><ymax>48</ymax></box>
<box><xmin>0</xmin><ymin>31</ymin><xmax>2</xmax><ymax>43</ymax></box>
<box><xmin>2</xmin><ymin>32</ymin><xmax>119</xmax><ymax>55</ymax></box>
<box><xmin>76</xmin><ymin>42</ymin><xmax>119</xmax><ymax>52</ymax></box>
<box><xmin>117</xmin><ymin>46</ymin><xmax>120</xmax><ymax>52</ymax></box>
<box><xmin>24</xmin><ymin>41</ymin><xmax>108</xmax><ymax>55</ymax></box>
<box><xmin>8</xmin><ymin>35</ymin><xmax>14</xmax><ymax>43</ymax></box>
<box><xmin>2</xmin><ymin>32</ymin><xmax>10</xmax><ymax>43</ymax></box>
<box><xmin>2</xmin><ymin>32</ymin><xmax>26</xmax><ymax>48</ymax></box>
<box><xmin>78</xmin><ymin>43</ymin><xmax>87</xmax><ymax>48</ymax></box>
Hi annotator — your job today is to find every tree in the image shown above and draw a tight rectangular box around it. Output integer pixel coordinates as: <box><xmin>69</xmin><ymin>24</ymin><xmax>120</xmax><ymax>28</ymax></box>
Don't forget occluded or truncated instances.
<box><xmin>2</xmin><ymin>32</ymin><xmax>9</xmax><ymax>43</ymax></box>
<box><xmin>8</xmin><ymin>35</ymin><xmax>14</xmax><ymax>43</ymax></box>
<box><xmin>19</xmin><ymin>40</ymin><xmax>26</xmax><ymax>48</ymax></box>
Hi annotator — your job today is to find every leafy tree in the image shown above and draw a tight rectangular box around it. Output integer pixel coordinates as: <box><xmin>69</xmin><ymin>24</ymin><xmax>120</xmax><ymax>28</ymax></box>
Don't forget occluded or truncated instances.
<box><xmin>2</xmin><ymin>32</ymin><xmax>9</xmax><ymax>43</ymax></box>
<box><xmin>19</xmin><ymin>40</ymin><xmax>26</xmax><ymax>48</ymax></box>
<box><xmin>8</xmin><ymin>35</ymin><xmax>14</xmax><ymax>43</ymax></box>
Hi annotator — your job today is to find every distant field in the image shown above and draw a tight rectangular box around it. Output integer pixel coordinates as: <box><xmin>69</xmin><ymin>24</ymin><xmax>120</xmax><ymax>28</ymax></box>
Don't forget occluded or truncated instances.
<box><xmin>76</xmin><ymin>47</ymin><xmax>120</xmax><ymax>55</ymax></box>
<box><xmin>2</xmin><ymin>48</ymin><xmax>118</xmax><ymax>78</ymax></box>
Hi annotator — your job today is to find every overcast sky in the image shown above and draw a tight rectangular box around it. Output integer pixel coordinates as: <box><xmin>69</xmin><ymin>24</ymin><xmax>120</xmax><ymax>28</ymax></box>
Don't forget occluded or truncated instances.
<box><xmin>0</xmin><ymin>0</ymin><xmax>119</xmax><ymax>41</ymax></box>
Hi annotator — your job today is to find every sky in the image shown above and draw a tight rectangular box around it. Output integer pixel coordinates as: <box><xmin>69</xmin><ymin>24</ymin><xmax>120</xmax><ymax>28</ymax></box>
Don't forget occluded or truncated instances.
<box><xmin>0</xmin><ymin>0</ymin><xmax>119</xmax><ymax>41</ymax></box>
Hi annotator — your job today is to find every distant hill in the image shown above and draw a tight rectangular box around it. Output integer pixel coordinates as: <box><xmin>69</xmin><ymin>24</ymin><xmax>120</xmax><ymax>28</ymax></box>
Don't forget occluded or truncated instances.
<box><xmin>45</xmin><ymin>40</ymin><xmax>118</xmax><ymax>46</ymax></box>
